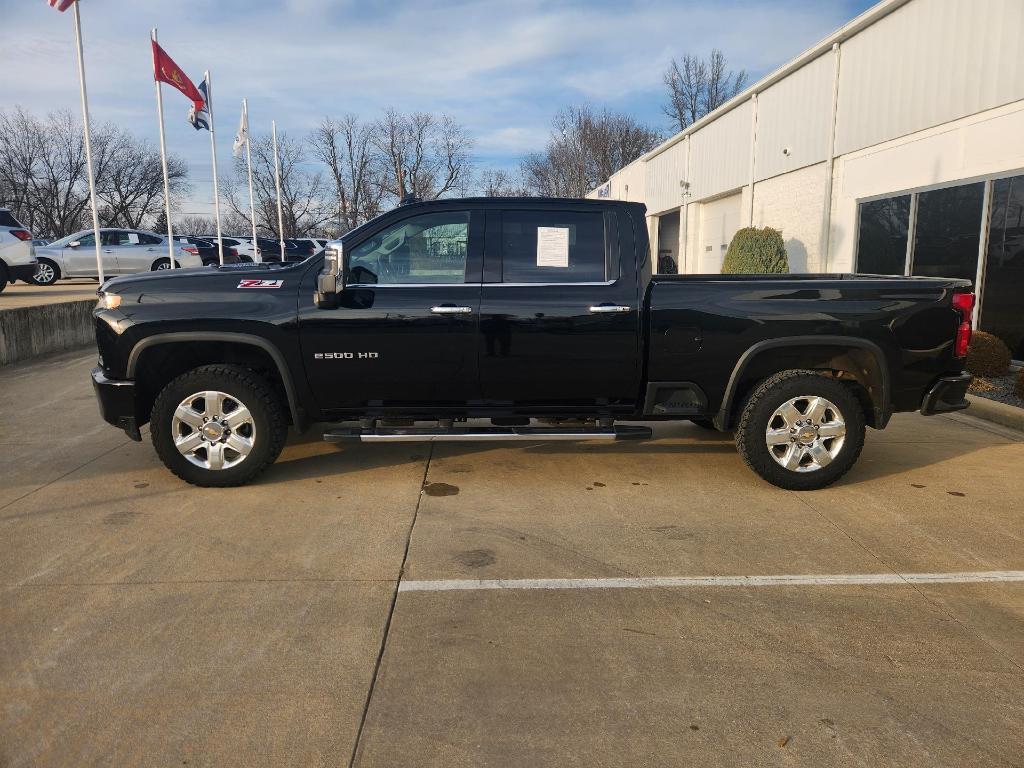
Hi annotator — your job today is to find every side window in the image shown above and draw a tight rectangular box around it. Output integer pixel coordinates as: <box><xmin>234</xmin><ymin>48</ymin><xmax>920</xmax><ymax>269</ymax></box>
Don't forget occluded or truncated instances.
<box><xmin>500</xmin><ymin>211</ymin><xmax>605</xmax><ymax>283</ymax></box>
<box><xmin>76</xmin><ymin>233</ymin><xmax>95</xmax><ymax>247</ymax></box>
<box><xmin>138</xmin><ymin>233</ymin><xmax>162</xmax><ymax>245</ymax></box>
<box><xmin>347</xmin><ymin>211</ymin><xmax>470</xmax><ymax>285</ymax></box>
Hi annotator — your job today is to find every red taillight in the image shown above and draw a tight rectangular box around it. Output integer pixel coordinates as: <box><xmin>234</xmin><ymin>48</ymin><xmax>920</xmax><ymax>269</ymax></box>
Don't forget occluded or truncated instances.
<box><xmin>183</xmin><ymin>246</ymin><xmax>198</xmax><ymax>255</ymax></box>
<box><xmin>228</xmin><ymin>247</ymin><xmax>238</xmax><ymax>259</ymax></box>
<box><xmin>10</xmin><ymin>229</ymin><xmax>31</xmax><ymax>241</ymax></box>
<box><xmin>952</xmin><ymin>290</ymin><xmax>975</xmax><ymax>358</ymax></box>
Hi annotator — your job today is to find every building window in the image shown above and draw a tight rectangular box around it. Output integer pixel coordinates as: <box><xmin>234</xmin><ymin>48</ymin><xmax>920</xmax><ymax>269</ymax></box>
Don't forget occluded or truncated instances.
<box><xmin>983</xmin><ymin>175</ymin><xmax>1024</xmax><ymax>359</ymax></box>
<box><xmin>911</xmin><ymin>182</ymin><xmax>985</xmax><ymax>282</ymax></box>
<box><xmin>856</xmin><ymin>195</ymin><xmax>911</xmax><ymax>274</ymax></box>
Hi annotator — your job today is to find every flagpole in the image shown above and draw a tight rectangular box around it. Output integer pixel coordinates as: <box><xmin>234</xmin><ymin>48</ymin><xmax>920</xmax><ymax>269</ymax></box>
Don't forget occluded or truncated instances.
<box><xmin>271</xmin><ymin>120</ymin><xmax>286</xmax><ymax>261</ymax></box>
<box><xmin>205</xmin><ymin>71</ymin><xmax>224</xmax><ymax>265</ymax></box>
<box><xmin>151</xmin><ymin>28</ymin><xmax>175</xmax><ymax>269</ymax></box>
<box><xmin>243</xmin><ymin>100</ymin><xmax>260</xmax><ymax>262</ymax></box>
<box><xmin>71</xmin><ymin>2</ymin><xmax>103</xmax><ymax>284</ymax></box>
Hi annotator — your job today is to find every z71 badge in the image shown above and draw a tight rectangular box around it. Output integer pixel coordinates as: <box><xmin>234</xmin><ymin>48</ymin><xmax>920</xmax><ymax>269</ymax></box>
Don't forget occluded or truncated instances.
<box><xmin>237</xmin><ymin>279</ymin><xmax>284</xmax><ymax>289</ymax></box>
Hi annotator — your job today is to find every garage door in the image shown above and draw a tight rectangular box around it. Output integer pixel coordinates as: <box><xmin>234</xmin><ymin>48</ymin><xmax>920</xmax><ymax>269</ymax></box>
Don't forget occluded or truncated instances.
<box><xmin>698</xmin><ymin>193</ymin><xmax>742</xmax><ymax>273</ymax></box>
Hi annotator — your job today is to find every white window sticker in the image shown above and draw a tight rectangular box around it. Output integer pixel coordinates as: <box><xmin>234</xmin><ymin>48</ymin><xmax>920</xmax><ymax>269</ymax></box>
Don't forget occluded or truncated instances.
<box><xmin>127</xmin><ymin>233</ymin><xmax>140</xmax><ymax>244</ymax></box>
<box><xmin>536</xmin><ymin>227</ymin><xmax>569</xmax><ymax>268</ymax></box>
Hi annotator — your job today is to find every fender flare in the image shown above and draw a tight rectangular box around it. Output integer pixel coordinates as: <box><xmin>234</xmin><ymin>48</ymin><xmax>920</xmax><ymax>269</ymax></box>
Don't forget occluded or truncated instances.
<box><xmin>127</xmin><ymin>331</ymin><xmax>305</xmax><ymax>430</ymax></box>
<box><xmin>715</xmin><ymin>335</ymin><xmax>891</xmax><ymax>430</ymax></box>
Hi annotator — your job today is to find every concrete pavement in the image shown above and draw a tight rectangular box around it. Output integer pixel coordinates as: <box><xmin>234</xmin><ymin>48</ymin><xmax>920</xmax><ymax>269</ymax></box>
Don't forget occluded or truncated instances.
<box><xmin>1</xmin><ymin>350</ymin><xmax>1022</xmax><ymax>766</ymax></box>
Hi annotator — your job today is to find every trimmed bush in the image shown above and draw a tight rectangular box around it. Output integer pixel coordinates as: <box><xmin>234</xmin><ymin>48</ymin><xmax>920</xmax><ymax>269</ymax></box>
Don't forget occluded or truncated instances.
<box><xmin>721</xmin><ymin>227</ymin><xmax>789</xmax><ymax>274</ymax></box>
<box><xmin>966</xmin><ymin>331</ymin><xmax>1012</xmax><ymax>377</ymax></box>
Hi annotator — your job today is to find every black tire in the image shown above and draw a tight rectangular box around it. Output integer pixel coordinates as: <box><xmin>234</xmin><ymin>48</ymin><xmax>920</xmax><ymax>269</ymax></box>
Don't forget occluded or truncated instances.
<box><xmin>150</xmin><ymin>364</ymin><xmax>288</xmax><ymax>487</ymax></box>
<box><xmin>689</xmin><ymin>417</ymin><xmax>717</xmax><ymax>430</ymax></box>
<box><xmin>0</xmin><ymin>263</ymin><xmax>8</xmax><ymax>293</ymax></box>
<box><xmin>31</xmin><ymin>258</ymin><xmax>60</xmax><ymax>286</ymax></box>
<box><xmin>734</xmin><ymin>370</ymin><xmax>865</xmax><ymax>491</ymax></box>
<box><xmin>152</xmin><ymin>258</ymin><xmax>182</xmax><ymax>271</ymax></box>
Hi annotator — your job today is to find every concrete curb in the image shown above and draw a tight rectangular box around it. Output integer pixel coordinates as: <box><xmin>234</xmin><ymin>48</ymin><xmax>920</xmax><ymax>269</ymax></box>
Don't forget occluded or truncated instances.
<box><xmin>965</xmin><ymin>394</ymin><xmax>1024</xmax><ymax>433</ymax></box>
<box><xmin>0</xmin><ymin>299</ymin><xmax>95</xmax><ymax>366</ymax></box>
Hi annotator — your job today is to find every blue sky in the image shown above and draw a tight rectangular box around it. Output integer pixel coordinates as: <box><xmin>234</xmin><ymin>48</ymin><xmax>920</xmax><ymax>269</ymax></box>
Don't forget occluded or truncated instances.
<box><xmin>3</xmin><ymin>0</ymin><xmax>876</xmax><ymax>215</ymax></box>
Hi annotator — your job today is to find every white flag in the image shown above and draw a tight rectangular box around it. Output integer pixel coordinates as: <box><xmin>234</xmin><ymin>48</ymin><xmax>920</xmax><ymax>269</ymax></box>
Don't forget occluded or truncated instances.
<box><xmin>232</xmin><ymin>104</ymin><xmax>248</xmax><ymax>157</ymax></box>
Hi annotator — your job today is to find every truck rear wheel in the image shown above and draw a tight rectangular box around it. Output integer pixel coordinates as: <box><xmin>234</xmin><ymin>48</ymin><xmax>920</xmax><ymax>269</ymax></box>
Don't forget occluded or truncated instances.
<box><xmin>150</xmin><ymin>364</ymin><xmax>287</xmax><ymax>487</ymax></box>
<box><xmin>734</xmin><ymin>370</ymin><xmax>865</xmax><ymax>491</ymax></box>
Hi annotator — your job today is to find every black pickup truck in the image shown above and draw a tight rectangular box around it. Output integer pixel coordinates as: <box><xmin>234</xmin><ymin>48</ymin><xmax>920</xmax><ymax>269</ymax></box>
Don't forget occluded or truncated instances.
<box><xmin>91</xmin><ymin>197</ymin><xmax>974</xmax><ymax>490</ymax></box>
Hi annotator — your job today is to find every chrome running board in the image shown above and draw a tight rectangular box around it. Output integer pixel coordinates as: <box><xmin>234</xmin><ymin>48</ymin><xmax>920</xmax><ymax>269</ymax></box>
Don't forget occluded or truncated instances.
<box><xmin>323</xmin><ymin>425</ymin><xmax>652</xmax><ymax>443</ymax></box>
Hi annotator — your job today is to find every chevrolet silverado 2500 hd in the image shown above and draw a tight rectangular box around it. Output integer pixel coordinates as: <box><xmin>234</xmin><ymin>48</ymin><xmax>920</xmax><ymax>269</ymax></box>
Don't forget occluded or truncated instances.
<box><xmin>91</xmin><ymin>198</ymin><xmax>974</xmax><ymax>490</ymax></box>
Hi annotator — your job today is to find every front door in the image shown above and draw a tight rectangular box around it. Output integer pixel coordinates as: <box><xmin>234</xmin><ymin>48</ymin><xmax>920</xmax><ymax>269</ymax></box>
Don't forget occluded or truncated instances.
<box><xmin>477</xmin><ymin>206</ymin><xmax>643</xmax><ymax>412</ymax></box>
<box><xmin>298</xmin><ymin>208</ymin><xmax>483</xmax><ymax>415</ymax></box>
<box><xmin>65</xmin><ymin>232</ymin><xmax>118</xmax><ymax>277</ymax></box>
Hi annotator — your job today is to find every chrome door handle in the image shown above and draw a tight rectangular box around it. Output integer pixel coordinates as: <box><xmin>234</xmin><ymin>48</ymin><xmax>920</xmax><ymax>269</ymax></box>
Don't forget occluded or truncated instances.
<box><xmin>103</xmin><ymin>249</ymin><xmax>114</xmax><ymax>253</ymax></box>
<box><xmin>431</xmin><ymin>305</ymin><xmax>473</xmax><ymax>315</ymax></box>
<box><xmin>588</xmin><ymin>304</ymin><xmax>631</xmax><ymax>313</ymax></box>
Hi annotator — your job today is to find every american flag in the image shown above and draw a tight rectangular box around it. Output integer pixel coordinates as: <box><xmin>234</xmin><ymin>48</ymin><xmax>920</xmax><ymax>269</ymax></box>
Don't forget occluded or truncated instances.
<box><xmin>47</xmin><ymin>0</ymin><xmax>77</xmax><ymax>10</ymax></box>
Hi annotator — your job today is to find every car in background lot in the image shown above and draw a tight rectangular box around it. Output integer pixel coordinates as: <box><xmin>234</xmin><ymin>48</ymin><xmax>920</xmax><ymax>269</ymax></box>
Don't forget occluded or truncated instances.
<box><xmin>0</xmin><ymin>208</ymin><xmax>38</xmax><ymax>292</ymax></box>
<box><xmin>197</xmin><ymin>235</ymin><xmax>259</xmax><ymax>262</ymax></box>
<box><xmin>285</xmin><ymin>238</ymin><xmax>317</xmax><ymax>260</ymax></box>
<box><xmin>32</xmin><ymin>238</ymin><xmax>52</xmax><ymax>247</ymax></box>
<box><xmin>174</xmin><ymin>237</ymin><xmax>248</xmax><ymax>267</ymax></box>
<box><xmin>292</xmin><ymin>238</ymin><xmax>327</xmax><ymax>257</ymax></box>
<box><xmin>33</xmin><ymin>228</ymin><xmax>202</xmax><ymax>284</ymax></box>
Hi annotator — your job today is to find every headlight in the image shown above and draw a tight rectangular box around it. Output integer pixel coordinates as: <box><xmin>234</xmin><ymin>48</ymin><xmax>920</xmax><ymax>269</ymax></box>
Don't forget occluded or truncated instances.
<box><xmin>97</xmin><ymin>293</ymin><xmax>122</xmax><ymax>310</ymax></box>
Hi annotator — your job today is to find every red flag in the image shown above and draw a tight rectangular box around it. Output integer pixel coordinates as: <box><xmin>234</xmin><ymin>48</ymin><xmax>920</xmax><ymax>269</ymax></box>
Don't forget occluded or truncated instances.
<box><xmin>47</xmin><ymin>0</ymin><xmax>77</xmax><ymax>10</ymax></box>
<box><xmin>151</xmin><ymin>40</ymin><xmax>204</xmax><ymax>112</ymax></box>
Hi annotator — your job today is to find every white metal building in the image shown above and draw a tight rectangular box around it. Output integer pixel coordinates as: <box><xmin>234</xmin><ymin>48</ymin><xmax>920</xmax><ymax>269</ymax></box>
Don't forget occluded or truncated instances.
<box><xmin>590</xmin><ymin>0</ymin><xmax>1024</xmax><ymax>359</ymax></box>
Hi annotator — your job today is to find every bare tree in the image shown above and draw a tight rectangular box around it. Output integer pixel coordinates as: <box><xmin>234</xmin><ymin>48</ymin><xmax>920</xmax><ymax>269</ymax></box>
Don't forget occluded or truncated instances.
<box><xmin>309</xmin><ymin>115</ymin><xmax>384</xmax><ymax>234</ymax></box>
<box><xmin>0</xmin><ymin>107</ymin><xmax>187</xmax><ymax>237</ymax></box>
<box><xmin>373</xmin><ymin>109</ymin><xmax>473</xmax><ymax>202</ymax></box>
<box><xmin>225</xmin><ymin>130</ymin><xmax>332</xmax><ymax>238</ymax></box>
<box><xmin>174</xmin><ymin>215</ymin><xmax>216</xmax><ymax>236</ymax></box>
<box><xmin>477</xmin><ymin>168</ymin><xmax>528</xmax><ymax>197</ymax></box>
<box><xmin>96</xmin><ymin>131</ymin><xmax>187</xmax><ymax>229</ymax></box>
<box><xmin>520</xmin><ymin>105</ymin><xmax>661</xmax><ymax>198</ymax></box>
<box><xmin>663</xmin><ymin>49</ymin><xmax>748</xmax><ymax>131</ymax></box>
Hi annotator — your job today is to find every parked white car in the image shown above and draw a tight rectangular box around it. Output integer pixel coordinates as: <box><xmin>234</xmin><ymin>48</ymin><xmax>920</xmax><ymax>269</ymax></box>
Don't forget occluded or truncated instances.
<box><xmin>32</xmin><ymin>228</ymin><xmax>201</xmax><ymax>284</ymax></box>
<box><xmin>0</xmin><ymin>208</ymin><xmax>38</xmax><ymax>292</ymax></box>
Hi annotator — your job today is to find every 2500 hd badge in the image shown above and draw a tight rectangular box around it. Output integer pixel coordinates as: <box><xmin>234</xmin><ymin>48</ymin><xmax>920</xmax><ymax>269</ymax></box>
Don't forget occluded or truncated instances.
<box><xmin>314</xmin><ymin>352</ymin><xmax>380</xmax><ymax>359</ymax></box>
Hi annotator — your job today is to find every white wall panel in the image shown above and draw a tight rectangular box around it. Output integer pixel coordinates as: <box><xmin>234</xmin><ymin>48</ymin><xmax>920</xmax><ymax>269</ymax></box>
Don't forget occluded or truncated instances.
<box><xmin>644</xmin><ymin>139</ymin><xmax>688</xmax><ymax>214</ymax></box>
<box><xmin>697</xmin><ymin>193</ymin><xmax>743</xmax><ymax>273</ymax></box>
<box><xmin>835</xmin><ymin>0</ymin><xmax>1024</xmax><ymax>156</ymax></box>
<box><xmin>689</xmin><ymin>101</ymin><xmax>752</xmax><ymax>201</ymax></box>
<box><xmin>752</xmin><ymin>163</ymin><xmax>827</xmax><ymax>271</ymax></box>
<box><xmin>755</xmin><ymin>53</ymin><xmax>834</xmax><ymax>181</ymax></box>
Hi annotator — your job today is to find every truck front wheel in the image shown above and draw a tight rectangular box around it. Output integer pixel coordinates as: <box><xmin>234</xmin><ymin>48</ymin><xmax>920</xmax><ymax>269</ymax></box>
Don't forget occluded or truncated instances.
<box><xmin>150</xmin><ymin>364</ymin><xmax>288</xmax><ymax>487</ymax></box>
<box><xmin>734</xmin><ymin>370</ymin><xmax>865</xmax><ymax>491</ymax></box>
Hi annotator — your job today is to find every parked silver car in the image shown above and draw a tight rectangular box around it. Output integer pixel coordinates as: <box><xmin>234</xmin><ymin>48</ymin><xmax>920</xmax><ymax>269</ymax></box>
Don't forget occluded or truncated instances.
<box><xmin>32</xmin><ymin>228</ymin><xmax>202</xmax><ymax>285</ymax></box>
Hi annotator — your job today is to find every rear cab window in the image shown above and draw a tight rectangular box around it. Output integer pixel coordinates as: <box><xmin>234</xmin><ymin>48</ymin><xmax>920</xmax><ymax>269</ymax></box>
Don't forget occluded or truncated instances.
<box><xmin>499</xmin><ymin>210</ymin><xmax>606</xmax><ymax>283</ymax></box>
<box><xmin>0</xmin><ymin>211</ymin><xmax>23</xmax><ymax>228</ymax></box>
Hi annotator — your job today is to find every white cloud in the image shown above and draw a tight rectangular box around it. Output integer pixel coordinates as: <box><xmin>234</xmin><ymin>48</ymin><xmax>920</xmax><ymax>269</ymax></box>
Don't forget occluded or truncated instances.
<box><xmin>1</xmin><ymin>0</ymin><xmax>862</xmax><ymax>213</ymax></box>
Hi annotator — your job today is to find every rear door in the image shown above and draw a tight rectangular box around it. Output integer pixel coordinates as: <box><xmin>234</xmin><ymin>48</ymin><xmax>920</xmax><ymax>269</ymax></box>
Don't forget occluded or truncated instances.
<box><xmin>477</xmin><ymin>205</ymin><xmax>643</xmax><ymax>411</ymax></box>
<box><xmin>298</xmin><ymin>206</ymin><xmax>484</xmax><ymax>414</ymax></box>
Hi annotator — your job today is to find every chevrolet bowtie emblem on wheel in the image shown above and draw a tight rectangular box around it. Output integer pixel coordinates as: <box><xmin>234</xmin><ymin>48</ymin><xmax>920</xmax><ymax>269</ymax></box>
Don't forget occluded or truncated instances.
<box><xmin>314</xmin><ymin>352</ymin><xmax>380</xmax><ymax>359</ymax></box>
<box><xmin>237</xmin><ymin>279</ymin><xmax>284</xmax><ymax>289</ymax></box>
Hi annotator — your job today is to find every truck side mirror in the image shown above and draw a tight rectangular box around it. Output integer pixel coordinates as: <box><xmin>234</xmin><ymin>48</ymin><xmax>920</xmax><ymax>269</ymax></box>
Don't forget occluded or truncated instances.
<box><xmin>315</xmin><ymin>242</ymin><xmax>344</xmax><ymax>308</ymax></box>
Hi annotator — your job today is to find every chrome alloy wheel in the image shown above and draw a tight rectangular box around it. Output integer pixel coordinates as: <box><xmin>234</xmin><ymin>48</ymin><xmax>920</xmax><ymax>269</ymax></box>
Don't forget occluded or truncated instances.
<box><xmin>765</xmin><ymin>395</ymin><xmax>846</xmax><ymax>473</ymax></box>
<box><xmin>35</xmin><ymin>261</ymin><xmax>56</xmax><ymax>284</ymax></box>
<box><xmin>171</xmin><ymin>390</ymin><xmax>255</xmax><ymax>470</ymax></box>
<box><xmin>156</xmin><ymin>261</ymin><xmax>172</xmax><ymax>270</ymax></box>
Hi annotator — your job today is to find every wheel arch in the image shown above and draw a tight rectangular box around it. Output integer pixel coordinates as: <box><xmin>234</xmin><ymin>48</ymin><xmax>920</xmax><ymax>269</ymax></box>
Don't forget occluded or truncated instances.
<box><xmin>716</xmin><ymin>335</ymin><xmax>891</xmax><ymax>431</ymax></box>
<box><xmin>127</xmin><ymin>332</ymin><xmax>304</xmax><ymax>430</ymax></box>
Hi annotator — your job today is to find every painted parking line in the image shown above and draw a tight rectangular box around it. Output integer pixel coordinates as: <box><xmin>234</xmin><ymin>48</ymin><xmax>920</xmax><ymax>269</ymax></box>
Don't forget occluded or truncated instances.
<box><xmin>399</xmin><ymin>571</ymin><xmax>1024</xmax><ymax>593</ymax></box>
